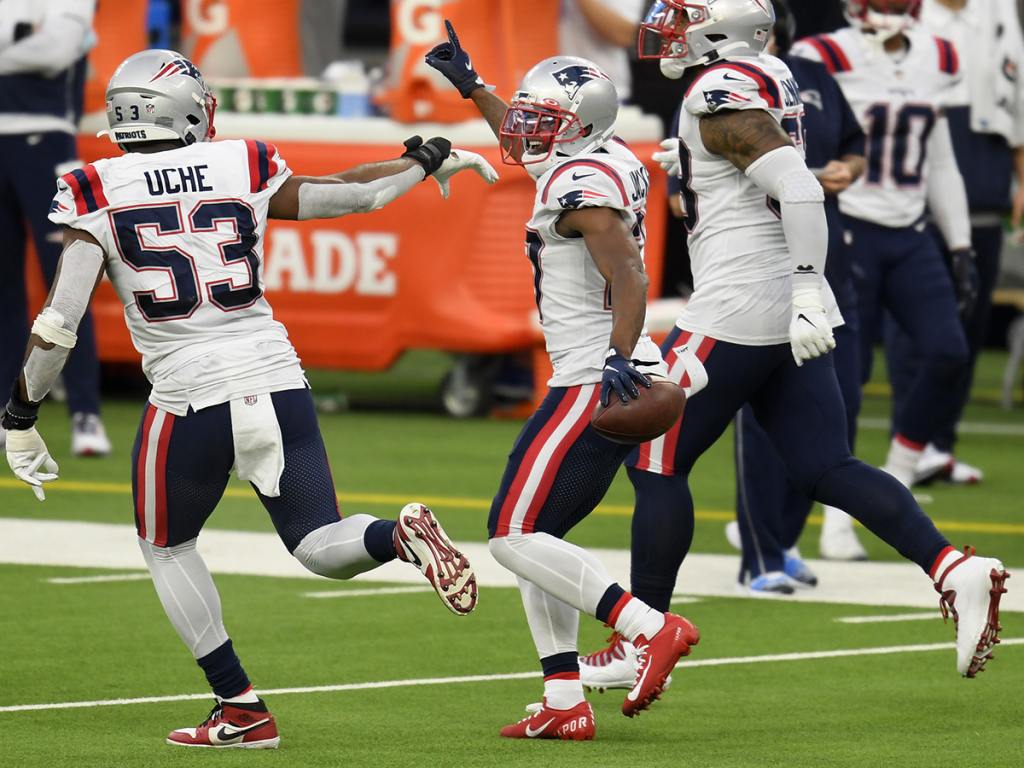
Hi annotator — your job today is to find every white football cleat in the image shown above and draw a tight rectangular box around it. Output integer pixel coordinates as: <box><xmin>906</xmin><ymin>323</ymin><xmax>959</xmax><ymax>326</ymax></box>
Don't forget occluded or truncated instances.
<box><xmin>949</xmin><ymin>458</ymin><xmax>983</xmax><ymax>485</ymax></box>
<box><xmin>394</xmin><ymin>503</ymin><xmax>478</xmax><ymax>615</ymax></box>
<box><xmin>819</xmin><ymin>506</ymin><xmax>868</xmax><ymax>561</ymax></box>
<box><xmin>724</xmin><ymin>520</ymin><xmax>742</xmax><ymax>551</ymax></box>
<box><xmin>934</xmin><ymin>548</ymin><xmax>1010</xmax><ymax>677</ymax></box>
<box><xmin>580</xmin><ymin>633</ymin><xmax>640</xmax><ymax>692</ymax></box>
<box><xmin>913</xmin><ymin>445</ymin><xmax>982</xmax><ymax>486</ymax></box>
<box><xmin>71</xmin><ymin>413</ymin><xmax>111</xmax><ymax>457</ymax></box>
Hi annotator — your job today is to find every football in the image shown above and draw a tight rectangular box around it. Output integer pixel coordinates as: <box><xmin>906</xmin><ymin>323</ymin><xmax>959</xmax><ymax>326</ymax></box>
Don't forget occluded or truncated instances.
<box><xmin>591</xmin><ymin>376</ymin><xmax>686</xmax><ymax>444</ymax></box>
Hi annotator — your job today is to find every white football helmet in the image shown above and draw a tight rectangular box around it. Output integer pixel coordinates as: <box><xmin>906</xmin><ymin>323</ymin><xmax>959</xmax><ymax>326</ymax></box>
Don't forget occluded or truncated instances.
<box><xmin>100</xmin><ymin>50</ymin><xmax>216</xmax><ymax>148</ymax></box>
<box><xmin>845</xmin><ymin>0</ymin><xmax>921</xmax><ymax>42</ymax></box>
<box><xmin>498</xmin><ymin>56</ymin><xmax>618</xmax><ymax>178</ymax></box>
<box><xmin>639</xmin><ymin>0</ymin><xmax>775</xmax><ymax>78</ymax></box>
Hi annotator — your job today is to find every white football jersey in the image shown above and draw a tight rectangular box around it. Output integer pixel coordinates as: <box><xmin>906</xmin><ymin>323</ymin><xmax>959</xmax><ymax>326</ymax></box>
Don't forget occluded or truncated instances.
<box><xmin>792</xmin><ymin>26</ymin><xmax>962</xmax><ymax>227</ymax></box>
<box><xmin>48</xmin><ymin>139</ymin><xmax>306</xmax><ymax>416</ymax></box>
<box><xmin>527</xmin><ymin>138</ymin><xmax>664</xmax><ymax>387</ymax></box>
<box><xmin>675</xmin><ymin>54</ymin><xmax>842</xmax><ymax>346</ymax></box>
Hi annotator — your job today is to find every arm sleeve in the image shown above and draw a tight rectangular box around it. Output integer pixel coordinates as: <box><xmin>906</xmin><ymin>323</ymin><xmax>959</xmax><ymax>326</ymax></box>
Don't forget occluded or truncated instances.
<box><xmin>0</xmin><ymin>0</ymin><xmax>93</xmax><ymax>77</ymax></box>
<box><xmin>745</xmin><ymin>145</ymin><xmax>828</xmax><ymax>292</ymax></box>
<box><xmin>926</xmin><ymin>116</ymin><xmax>972</xmax><ymax>251</ymax></box>
<box><xmin>297</xmin><ymin>166</ymin><xmax>426</xmax><ymax>220</ymax></box>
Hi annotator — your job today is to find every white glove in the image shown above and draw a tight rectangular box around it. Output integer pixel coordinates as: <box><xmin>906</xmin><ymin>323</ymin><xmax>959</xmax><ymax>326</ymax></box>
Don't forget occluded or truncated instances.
<box><xmin>789</xmin><ymin>287</ymin><xmax>836</xmax><ymax>366</ymax></box>
<box><xmin>652</xmin><ymin>138</ymin><xmax>681</xmax><ymax>177</ymax></box>
<box><xmin>5</xmin><ymin>426</ymin><xmax>58</xmax><ymax>501</ymax></box>
<box><xmin>432</xmin><ymin>148</ymin><xmax>499</xmax><ymax>199</ymax></box>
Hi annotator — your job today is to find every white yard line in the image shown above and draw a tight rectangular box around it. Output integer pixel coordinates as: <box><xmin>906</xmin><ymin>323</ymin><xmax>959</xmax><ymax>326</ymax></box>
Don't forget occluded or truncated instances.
<box><xmin>46</xmin><ymin>573</ymin><xmax>150</xmax><ymax>585</ymax></box>
<box><xmin>859</xmin><ymin>417</ymin><xmax>1024</xmax><ymax>438</ymax></box>
<box><xmin>303</xmin><ymin>586</ymin><xmax>435</xmax><ymax>599</ymax></box>
<box><xmin>2</xmin><ymin>638</ymin><xmax>1020</xmax><ymax>714</ymax></box>
<box><xmin>836</xmin><ymin>612</ymin><xmax>941</xmax><ymax>624</ymax></box>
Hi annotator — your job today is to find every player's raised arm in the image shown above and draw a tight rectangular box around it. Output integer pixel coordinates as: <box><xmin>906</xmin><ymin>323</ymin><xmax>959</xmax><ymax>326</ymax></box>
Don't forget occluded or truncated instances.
<box><xmin>425</xmin><ymin>20</ymin><xmax>507</xmax><ymax>139</ymax></box>
<box><xmin>3</xmin><ymin>228</ymin><xmax>107</xmax><ymax>500</ymax></box>
<box><xmin>700</xmin><ymin>108</ymin><xmax>833</xmax><ymax>366</ymax></box>
<box><xmin>557</xmin><ymin>207</ymin><xmax>652</xmax><ymax>406</ymax></box>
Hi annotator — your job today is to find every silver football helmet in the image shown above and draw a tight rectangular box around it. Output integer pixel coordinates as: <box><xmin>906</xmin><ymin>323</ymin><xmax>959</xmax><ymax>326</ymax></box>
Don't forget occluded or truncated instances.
<box><xmin>499</xmin><ymin>56</ymin><xmax>618</xmax><ymax>177</ymax></box>
<box><xmin>639</xmin><ymin>0</ymin><xmax>775</xmax><ymax>78</ymax></box>
<box><xmin>99</xmin><ymin>50</ymin><xmax>216</xmax><ymax>147</ymax></box>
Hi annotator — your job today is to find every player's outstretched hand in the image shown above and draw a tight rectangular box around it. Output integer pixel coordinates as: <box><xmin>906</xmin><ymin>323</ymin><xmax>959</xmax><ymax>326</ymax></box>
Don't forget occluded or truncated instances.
<box><xmin>789</xmin><ymin>288</ymin><xmax>836</xmax><ymax>367</ymax></box>
<box><xmin>432</xmin><ymin>149</ymin><xmax>499</xmax><ymax>199</ymax></box>
<box><xmin>601</xmin><ymin>353</ymin><xmax>652</xmax><ymax>407</ymax></box>
<box><xmin>652</xmin><ymin>139</ymin><xmax>681</xmax><ymax>177</ymax></box>
<box><xmin>402</xmin><ymin>135</ymin><xmax>452</xmax><ymax>176</ymax></box>
<box><xmin>949</xmin><ymin>248</ymin><xmax>979</xmax><ymax>318</ymax></box>
<box><xmin>424</xmin><ymin>20</ymin><xmax>486</xmax><ymax>98</ymax></box>
<box><xmin>5</xmin><ymin>426</ymin><xmax>58</xmax><ymax>501</ymax></box>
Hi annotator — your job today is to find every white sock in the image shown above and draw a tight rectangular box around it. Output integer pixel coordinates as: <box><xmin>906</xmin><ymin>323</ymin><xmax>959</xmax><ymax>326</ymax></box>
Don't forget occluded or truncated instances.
<box><xmin>544</xmin><ymin>675</ymin><xmax>585</xmax><ymax>710</ymax></box>
<box><xmin>220</xmin><ymin>687</ymin><xmax>260</xmax><ymax>705</ymax></box>
<box><xmin>883</xmin><ymin>436</ymin><xmax>924</xmax><ymax>488</ymax></box>
<box><xmin>613</xmin><ymin>596</ymin><xmax>665</xmax><ymax>644</ymax></box>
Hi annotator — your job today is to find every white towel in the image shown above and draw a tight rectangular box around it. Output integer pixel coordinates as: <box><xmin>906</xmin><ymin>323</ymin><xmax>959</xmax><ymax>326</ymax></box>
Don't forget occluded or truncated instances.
<box><xmin>230</xmin><ymin>393</ymin><xmax>285</xmax><ymax>498</ymax></box>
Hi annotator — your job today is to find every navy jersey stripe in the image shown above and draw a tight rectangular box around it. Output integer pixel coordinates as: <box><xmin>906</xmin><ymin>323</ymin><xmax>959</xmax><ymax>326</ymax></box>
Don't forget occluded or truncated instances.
<box><xmin>70</xmin><ymin>167</ymin><xmax>98</xmax><ymax>212</ymax></box>
<box><xmin>255</xmin><ymin>140</ymin><xmax>270</xmax><ymax>191</ymax></box>
<box><xmin>722</xmin><ymin>61</ymin><xmax>782</xmax><ymax>109</ymax></box>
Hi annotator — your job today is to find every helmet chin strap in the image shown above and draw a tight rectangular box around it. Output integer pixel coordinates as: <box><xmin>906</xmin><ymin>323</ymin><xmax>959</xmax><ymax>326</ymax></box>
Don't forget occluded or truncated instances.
<box><xmin>862</xmin><ymin>10</ymin><xmax>912</xmax><ymax>43</ymax></box>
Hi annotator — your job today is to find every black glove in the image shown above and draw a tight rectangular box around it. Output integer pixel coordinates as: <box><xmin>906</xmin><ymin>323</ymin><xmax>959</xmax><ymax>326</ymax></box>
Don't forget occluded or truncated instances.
<box><xmin>600</xmin><ymin>353</ymin><xmax>652</xmax><ymax>407</ymax></box>
<box><xmin>2</xmin><ymin>383</ymin><xmax>39</xmax><ymax>431</ymax></box>
<box><xmin>424</xmin><ymin>19</ymin><xmax>486</xmax><ymax>99</ymax></box>
<box><xmin>401</xmin><ymin>135</ymin><xmax>451</xmax><ymax>176</ymax></box>
<box><xmin>949</xmin><ymin>247</ymin><xmax>980</xmax><ymax>319</ymax></box>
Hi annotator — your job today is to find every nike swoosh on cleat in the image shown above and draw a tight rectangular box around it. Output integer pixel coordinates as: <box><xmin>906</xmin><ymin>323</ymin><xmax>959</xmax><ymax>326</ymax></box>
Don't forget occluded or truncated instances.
<box><xmin>211</xmin><ymin>719</ymin><xmax>269</xmax><ymax>743</ymax></box>
<box><xmin>524</xmin><ymin>717</ymin><xmax>556</xmax><ymax>738</ymax></box>
<box><xmin>627</xmin><ymin>661</ymin><xmax>651</xmax><ymax>701</ymax></box>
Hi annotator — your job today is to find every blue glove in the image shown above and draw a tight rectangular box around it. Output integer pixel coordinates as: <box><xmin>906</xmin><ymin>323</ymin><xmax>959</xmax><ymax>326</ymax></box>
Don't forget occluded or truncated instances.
<box><xmin>424</xmin><ymin>20</ymin><xmax>486</xmax><ymax>99</ymax></box>
<box><xmin>949</xmin><ymin>248</ymin><xmax>979</xmax><ymax>319</ymax></box>
<box><xmin>601</xmin><ymin>353</ymin><xmax>652</xmax><ymax>407</ymax></box>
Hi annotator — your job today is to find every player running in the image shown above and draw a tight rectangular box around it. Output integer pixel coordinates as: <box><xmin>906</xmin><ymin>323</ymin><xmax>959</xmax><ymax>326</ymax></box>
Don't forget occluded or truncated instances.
<box><xmin>426</xmin><ymin>22</ymin><xmax>700</xmax><ymax>740</ymax></box>
<box><xmin>2</xmin><ymin>49</ymin><xmax>496</xmax><ymax>749</ymax></box>
<box><xmin>791</xmin><ymin>0</ymin><xmax>977</xmax><ymax>551</ymax></box>
<box><xmin>578</xmin><ymin>0</ymin><xmax>1008</xmax><ymax>690</ymax></box>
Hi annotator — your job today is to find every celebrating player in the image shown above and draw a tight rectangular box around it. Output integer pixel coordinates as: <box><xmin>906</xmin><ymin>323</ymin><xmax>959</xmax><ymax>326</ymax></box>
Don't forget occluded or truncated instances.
<box><xmin>1</xmin><ymin>49</ymin><xmax>496</xmax><ymax>749</ymax></box>
<box><xmin>426</xmin><ymin>22</ymin><xmax>700</xmax><ymax>740</ymax></box>
<box><xmin>791</xmin><ymin>0</ymin><xmax>977</xmax><ymax>549</ymax></box>
<box><xmin>578</xmin><ymin>0</ymin><xmax>1007</xmax><ymax>690</ymax></box>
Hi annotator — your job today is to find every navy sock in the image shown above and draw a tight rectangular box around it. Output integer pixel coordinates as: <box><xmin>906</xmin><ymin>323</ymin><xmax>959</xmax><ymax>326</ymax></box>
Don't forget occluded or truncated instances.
<box><xmin>627</xmin><ymin>468</ymin><xmax>694</xmax><ymax>612</ymax></box>
<box><xmin>815</xmin><ymin>458</ymin><xmax>950</xmax><ymax>571</ymax></box>
<box><xmin>540</xmin><ymin>651</ymin><xmax>579</xmax><ymax>677</ymax></box>
<box><xmin>196</xmin><ymin>639</ymin><xmax>251</xmax><ymax>699</ymax></box>
<box><xmin>595</xmin><ymin>584</ymin><xmax>626</xmax><ymax>625</ymax></box>
<box><xmin>363</xmin><ymin>519</ymin><xmax>398</xmax><ymax>563</ymax></box>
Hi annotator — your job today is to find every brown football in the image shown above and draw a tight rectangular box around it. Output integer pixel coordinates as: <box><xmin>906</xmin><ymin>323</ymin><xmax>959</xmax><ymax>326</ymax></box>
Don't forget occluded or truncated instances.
<box><xmin>591</xmin><ymin>377</ymin><xmax>686</xmax><ymax>445</ymax></box>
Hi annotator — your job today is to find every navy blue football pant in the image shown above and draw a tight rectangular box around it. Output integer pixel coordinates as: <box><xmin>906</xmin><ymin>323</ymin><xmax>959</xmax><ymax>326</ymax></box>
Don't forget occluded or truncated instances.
<box><xmin>130</xmin><ymin>387</ymin><xmax>341</xmax><ymax>550</ymax></box>
<box><xmin>625</xmin><ymin>328</ymin><xmax>950</xmax><ymax>611</ymax></box>
<box><xmin>0</xmin><ymin>132</ymin><xmax>100</xmax><ymax>415</ymax></box>
<box><xmin>845</xmin><ymin>215</ymin><xmax>969</xmax><ymax>447</ymax></box>
<box><xmin>733</xmin><ymin>316</ymin><xmax>862</xmax><ymax>578</ymax></box>
<box><xmin>884</xmin><ymin>225</ymin><xmax>1003</xmax><ymax>453</ymax></box>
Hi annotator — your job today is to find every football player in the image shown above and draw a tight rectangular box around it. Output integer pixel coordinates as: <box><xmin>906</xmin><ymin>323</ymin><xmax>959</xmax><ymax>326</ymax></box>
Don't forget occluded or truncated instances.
<box><xmin>578</xmin><ymin>0</ymin><xmax>1007</xmax><ymax>690</ymax></box>
<box><xmin>791</xmin><ymin>0</ymin><xmax>977</xmax><ymax>551</ymax></box>
<box><xmin>426</xmin><ymin>22</ymin><xmax>700</xmax><ymax>740</ymax></box>
<box><xmin>1</xmin><ymin>49</ymin><xmax>497</xmax><ymax>749</ymax></box>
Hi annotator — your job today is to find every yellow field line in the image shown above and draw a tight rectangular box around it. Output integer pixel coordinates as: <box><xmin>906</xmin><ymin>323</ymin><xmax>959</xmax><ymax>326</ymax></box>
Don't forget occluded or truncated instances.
<box><xmin>2</xmin><ymin>477</ymin><xmax>1022</xmax><ymax>535</ymax></box>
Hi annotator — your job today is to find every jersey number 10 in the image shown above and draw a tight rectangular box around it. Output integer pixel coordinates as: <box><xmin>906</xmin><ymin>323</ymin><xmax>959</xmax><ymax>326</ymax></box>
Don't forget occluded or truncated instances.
<box><xmin>864</xmin><ymin>103</ymin><xmax>936</xmax><ymax>187</ymax></box>
<box><xmin>111</xmin><ymin>201</ymin><xmax>262</xmax><ymax>322</ymax></box>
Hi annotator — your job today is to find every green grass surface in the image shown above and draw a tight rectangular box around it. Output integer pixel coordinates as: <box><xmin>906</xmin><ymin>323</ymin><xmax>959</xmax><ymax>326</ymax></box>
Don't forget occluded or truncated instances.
<box><xmin>1</xmin><ymin>349</ymin><xmax>1022</xmax><ymax>765</ymax></box>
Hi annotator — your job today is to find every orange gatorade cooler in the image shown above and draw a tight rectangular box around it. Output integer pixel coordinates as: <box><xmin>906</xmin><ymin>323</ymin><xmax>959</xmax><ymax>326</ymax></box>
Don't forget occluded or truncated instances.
<box><xmin>181</xmin><ymin>0</ymin><xmax>304</xmax><ymax>77</ymax></box>
<box><xmin>383</xmin><ymin>0</ymin><xmax>558</xmax><ymax>123</ymax></box>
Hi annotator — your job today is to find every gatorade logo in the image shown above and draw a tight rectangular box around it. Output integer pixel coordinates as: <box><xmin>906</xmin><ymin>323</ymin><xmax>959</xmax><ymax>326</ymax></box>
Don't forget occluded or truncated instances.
<box><xmin>186</xmin><ymin>0</ymin><xmax>228</xmax><ymax>36</ymax></box>
<box><xmin>396</xmin><ymin>0</ymin><xmax>442</xmax><ymax>46</ymax></box>
<box><xmin>115</xmin><ymin>129</ymin><xmax>148</xmax><ymax>140</ymax></box>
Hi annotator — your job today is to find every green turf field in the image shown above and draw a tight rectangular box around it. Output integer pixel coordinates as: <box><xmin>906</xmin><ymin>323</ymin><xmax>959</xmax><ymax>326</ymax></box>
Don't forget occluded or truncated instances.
<box><xmin>1</xmin><ymin>350</ymin><xmax>1022</xmax><ymax>766</ymax></box>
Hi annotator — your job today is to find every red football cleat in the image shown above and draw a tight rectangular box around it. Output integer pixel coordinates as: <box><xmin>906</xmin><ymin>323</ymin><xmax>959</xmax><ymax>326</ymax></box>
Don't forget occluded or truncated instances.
<box><xmin>166</xmin><ymin>700</ymin><xmax>279</xmax><ymax>749</ymax></box>
<box><xmin>622</xmin><ymin>612</ymin><xmax>700</xmax><ymax>717</ymax></box>
<box><xmin>500</xmin><ymin>700</ymin><xmax>595</xmax><ymax>741</ymax></box>
<box><xmin>394</xmin><ymin>503</ymin><xmax>478</xmax><ymax>615</ymax></box>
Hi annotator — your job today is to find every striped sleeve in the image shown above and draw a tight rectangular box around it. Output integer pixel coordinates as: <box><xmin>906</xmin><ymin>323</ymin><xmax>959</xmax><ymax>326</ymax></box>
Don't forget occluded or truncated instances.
<box><xmin>540</xmin><ymin>159</ymin><xmax>631</xmax><ymax>213</ymax></box>
<box><xmin>243</xmin><ymin>139</ymin><xmax>291</xmax><ymax>195</ymax></box>
<box><xmin>935</xmin><ymin>37</ymin><xmax>960</xmax><ymax>76</ymax></box>
<box><xmin>683</xmin><ymin>61</ymin><xmax>783</xmax><ymax>116</ymax></box>
<box><xmin>49</xmin><ymin>163</ymin><xmax>109</xmax><ymax>228</ymax></box>
<box><xmin>792</xmin><ymin>35</ymin><xmax>852</xmax><ymax>74</ymax></box>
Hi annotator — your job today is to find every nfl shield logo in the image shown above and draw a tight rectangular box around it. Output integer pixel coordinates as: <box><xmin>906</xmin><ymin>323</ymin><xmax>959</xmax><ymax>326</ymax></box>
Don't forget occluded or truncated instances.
<box><xmin>244</xmin><ymin>395</ymin><xmax>258</xmax><ymax>406</ymax></box>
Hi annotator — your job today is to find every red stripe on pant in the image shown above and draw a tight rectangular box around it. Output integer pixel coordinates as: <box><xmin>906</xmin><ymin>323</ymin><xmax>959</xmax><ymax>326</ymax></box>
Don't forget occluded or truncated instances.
<box><xmin>135</xmin><ymin>405</ymin><xmax>157</xmax><ymax>540</ymax></box>
<box><xmin>634</xmin><ymin>332</ymin><xmax>691</xmax><ymax>473</ymax></box>
<box><xmin>519</xmin><ymin>386</ymin><xmax>600</xmax><ymax>534</ymax></box>
<box><xmin>152</xmin><ymin>413</ymin><xmax>175</xmax><ymax>547</ymax></box>
<box><xmin>493</xmin><ymin>388</ymin><xmax>579</xmax><ymax>538</ymax></box>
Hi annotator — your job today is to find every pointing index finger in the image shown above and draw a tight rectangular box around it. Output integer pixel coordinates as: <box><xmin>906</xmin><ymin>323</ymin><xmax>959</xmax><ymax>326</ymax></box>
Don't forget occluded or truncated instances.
<box><xmin>445</xmin><ymin>19</ymin><xmax>459</xmax><ymax>49</ymax></box>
